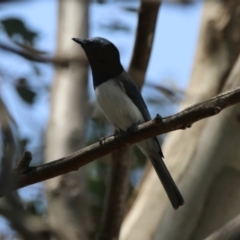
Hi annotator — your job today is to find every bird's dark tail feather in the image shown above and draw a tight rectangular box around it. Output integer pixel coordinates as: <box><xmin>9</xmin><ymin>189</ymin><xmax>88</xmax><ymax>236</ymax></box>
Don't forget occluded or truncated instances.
<box><xmin>150</xmin><ymin>155</ymin><xmax>184</xmax><ymax>209</ymax></box>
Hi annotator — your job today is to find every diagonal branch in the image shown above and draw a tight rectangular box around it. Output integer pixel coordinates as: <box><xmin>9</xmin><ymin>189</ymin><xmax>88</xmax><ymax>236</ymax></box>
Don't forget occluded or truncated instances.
<box><xmin>2</xmin><ymin>86</ymin><xmax>240</xmax><ymax>197</ymax></box>
<box><xmin>204</xmin><ymin>214</ymin><xmax>240</xmax><ymax>240</ymax></box>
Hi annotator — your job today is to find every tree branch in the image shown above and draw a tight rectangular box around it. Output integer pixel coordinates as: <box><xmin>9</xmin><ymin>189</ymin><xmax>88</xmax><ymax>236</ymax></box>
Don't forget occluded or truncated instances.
<box><xmin>204</xmin><ymin>214</ymin><xmax>240</xmax><ymax>240</ymax></box>
<box><xmin>14</xmin><ymin>151</ymin><xmax>32</xmax><ymax>174</ymax></box>
<box><xmin>128</xmin><ymin>1</ymin><xmax>161</xmax><ymax>88</ymax></box>
<box><xmin>0</xmin><ymin>42</ymin><xmax>87</xmax><ymax>67</ymax></box>
<box><xmin>2</xmin><ymin>86</ymin><xmax>240</xmax><ymax>196</ymax></box>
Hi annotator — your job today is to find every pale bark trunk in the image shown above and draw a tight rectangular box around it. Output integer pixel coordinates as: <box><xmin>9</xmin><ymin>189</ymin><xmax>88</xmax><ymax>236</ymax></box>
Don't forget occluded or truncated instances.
<box><xmin>120</xmin><ymin>0</ymin><xmax>240</xmax><ymax>239</ymax></box>
<box><xmin>204</xmin><ymin>213</ymin><xmax>240</xmax><ymax>240</ymax></box>
<box><xmin>44</xmin><ymin>0</ymin><xmax>92</xmax><ymax>239</ymax></box>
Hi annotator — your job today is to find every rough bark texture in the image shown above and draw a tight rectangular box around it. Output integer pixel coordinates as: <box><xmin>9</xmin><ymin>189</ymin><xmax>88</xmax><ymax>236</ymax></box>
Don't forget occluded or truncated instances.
<box><xmin>44</xmin><ymin>0</ymin><xmax>92</xmax><ymax>239</ymax></box>
<box><xmin>120</xmin><ymin>0</ymin><xmax>240</xmax><ymax>239</ymax></box>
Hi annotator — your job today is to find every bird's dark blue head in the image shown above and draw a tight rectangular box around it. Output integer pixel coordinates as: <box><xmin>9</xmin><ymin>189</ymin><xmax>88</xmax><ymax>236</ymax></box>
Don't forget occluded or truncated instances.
<box><xmin>72</xmin><ymin>37</ymin><xmax>124</xmax><ymax>88</ymax></box>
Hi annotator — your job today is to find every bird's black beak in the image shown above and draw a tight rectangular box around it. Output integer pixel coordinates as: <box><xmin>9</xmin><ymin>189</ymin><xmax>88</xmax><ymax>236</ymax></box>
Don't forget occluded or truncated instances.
<box><xmin>72</xmin><ymin>38</ymin><xmax>86</xmax><ymax>47</ymax></box>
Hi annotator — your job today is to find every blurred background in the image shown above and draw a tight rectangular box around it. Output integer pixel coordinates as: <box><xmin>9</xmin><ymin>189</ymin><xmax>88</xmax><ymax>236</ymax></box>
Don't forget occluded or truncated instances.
<box><xmin>1</xmin><ymin>0</ymin><xmax>240</xmax><ymax>240</ymax></box>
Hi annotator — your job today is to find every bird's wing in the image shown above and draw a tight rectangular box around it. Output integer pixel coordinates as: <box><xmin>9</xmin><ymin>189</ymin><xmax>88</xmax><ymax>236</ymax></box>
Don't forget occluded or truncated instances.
<box><xmin>117</xmin><ymin>71</ymin><xmax>151</xmax><ymax>122</ymax></box>
<box><xmin>116</xmin><ymin>71</ymin><xmax>164</xmax><ymax>158</ymax></box>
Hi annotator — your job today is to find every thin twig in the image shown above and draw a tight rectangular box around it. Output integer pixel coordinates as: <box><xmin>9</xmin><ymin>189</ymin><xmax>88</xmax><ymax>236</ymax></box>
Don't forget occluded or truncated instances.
<box><xmin>14</xmin><ymin>151</ymin><xmax>32</xmax><ymax>174</ymax></box>
<box><xmin>0</xmin><ymin>42</ymin><xmax>87</xmax><ymax>66</ymax></box>
<box><xmin>204</xmin><ymin>214</ymin><xmax>240</xmax><ymax>240</ymax></box>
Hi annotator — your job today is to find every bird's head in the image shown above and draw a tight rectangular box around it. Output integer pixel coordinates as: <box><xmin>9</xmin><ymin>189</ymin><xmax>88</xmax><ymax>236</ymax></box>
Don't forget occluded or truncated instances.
<box><xmin>72</xmin><ymin>37</ymin><xmax>124</xmax><ymax>87</ymax></box>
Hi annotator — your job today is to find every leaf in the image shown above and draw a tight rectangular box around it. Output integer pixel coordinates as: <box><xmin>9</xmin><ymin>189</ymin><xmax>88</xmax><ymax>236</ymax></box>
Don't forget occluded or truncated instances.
<box><xmin>15</xmin><ymin>78</ymin><xmax>36</xmax><ymax>104</ymax></box>
<box><xmin>1</xmin><ymin>18</ymin><xmax>38</xmax><ymax>45</ymax></box>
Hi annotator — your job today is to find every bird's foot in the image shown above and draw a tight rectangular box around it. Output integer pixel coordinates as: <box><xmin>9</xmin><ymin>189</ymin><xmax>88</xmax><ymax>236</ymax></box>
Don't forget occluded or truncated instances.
<box><xmin>127</xmin><ymin>122</ymin><xmax>140</xmax><ymax>133</ymax></box>
<box><xmin>98</xmin><ymin>136</ymin><xmax>107</xmax><ymax>146</ymax></box>
<box><xmin>155</xmin><ymin>114</ymin><xmax>163</xmax><ymax>124</ymax></box>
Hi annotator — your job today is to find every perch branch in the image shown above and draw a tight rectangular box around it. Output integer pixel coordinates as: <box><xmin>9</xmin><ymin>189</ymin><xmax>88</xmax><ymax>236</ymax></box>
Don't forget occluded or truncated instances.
<box><xmin>1</xmin><ymin>86</ymin><xmax>240</xmax><ymax>196</ymax></box>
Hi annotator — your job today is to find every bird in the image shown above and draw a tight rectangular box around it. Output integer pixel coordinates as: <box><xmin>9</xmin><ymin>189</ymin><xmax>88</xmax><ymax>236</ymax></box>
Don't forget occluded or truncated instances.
<box><xmin>72</xmin><ymin>37</ymin><xmax>184</xmax><ymax>209</ymax></box>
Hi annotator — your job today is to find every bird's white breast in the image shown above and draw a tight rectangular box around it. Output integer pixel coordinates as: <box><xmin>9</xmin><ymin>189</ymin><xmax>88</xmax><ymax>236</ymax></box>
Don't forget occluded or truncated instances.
<box><xmin>95</xmin><ymin>79</ymin><xmax>144</xmax><ymax>131</ymax></box>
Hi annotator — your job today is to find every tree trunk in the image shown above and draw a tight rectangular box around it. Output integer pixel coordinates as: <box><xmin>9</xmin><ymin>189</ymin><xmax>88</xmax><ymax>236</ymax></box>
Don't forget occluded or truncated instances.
<box><xmin>44</xmin><ymin>0</ymin><xmax>92</xmax><ymax>239</ymax></box>
<box><xmin>120</xmin><ymin>0</ymin><xmax>240</xmax><ymax>239</ymax></box>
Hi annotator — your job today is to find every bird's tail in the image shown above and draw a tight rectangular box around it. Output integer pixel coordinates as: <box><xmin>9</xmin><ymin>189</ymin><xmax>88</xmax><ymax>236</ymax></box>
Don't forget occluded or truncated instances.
<box><xmin>138</xmin><ymin>138</ymin><xmax>184</xmax><ymax>209</ymax></box>
<box><xmin>149</xmin><ymin>153</ymin><xmax>184</xmax><ymax>209</ymax></box>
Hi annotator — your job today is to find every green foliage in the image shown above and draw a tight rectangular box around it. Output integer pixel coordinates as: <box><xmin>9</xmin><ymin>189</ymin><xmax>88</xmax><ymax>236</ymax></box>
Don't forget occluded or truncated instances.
<box><xmin>1</xmin><ymin>18</ymin><xmax>38</xmax><ymax>45</ymax></box>
<box><xmin>15</xmin><ymin>78</ymin><xmax>36</xmax><ymax>104</ymax></box>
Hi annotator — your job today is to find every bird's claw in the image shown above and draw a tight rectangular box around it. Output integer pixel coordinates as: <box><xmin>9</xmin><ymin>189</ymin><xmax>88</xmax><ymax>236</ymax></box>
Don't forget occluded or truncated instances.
<box><xmin>155</xmin><ymin>114</ymin><xmax>163</xmax><ymax>124</ymax></box>
<box><xmin>156</xmin><ymin>114</ymin><xmax>162</xmax><ymax>120</ymax></box>
<box><xmin>98</xmin><ymin>136</ymin><xmax>107</xmax><ymax>146</ymax></box>
<box><xmin>127</xmin><ymin>122</ymin><xmax>139</xmax><ymax>133</ymax></box>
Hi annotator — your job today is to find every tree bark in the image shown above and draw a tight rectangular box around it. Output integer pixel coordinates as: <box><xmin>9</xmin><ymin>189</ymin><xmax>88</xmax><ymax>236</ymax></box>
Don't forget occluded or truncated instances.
<box><xmin>44</xmin><ymin>0</ymin><xmax>92</xmax><ymax>239</ymax></box>
<box><xmin>120</xmin><ymin>0</ymin><xmax>240</xmax><ymax>239</ymax></box>
<box><xmin>204</xmin><ymin>213</ymin><xmax>240</xmax><ymax>240</ymax></box>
